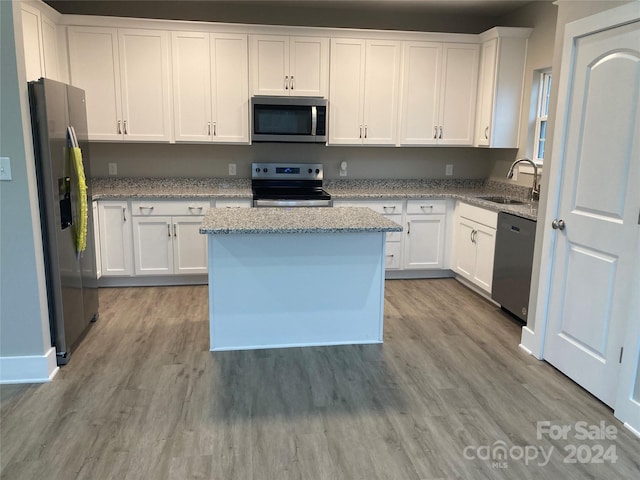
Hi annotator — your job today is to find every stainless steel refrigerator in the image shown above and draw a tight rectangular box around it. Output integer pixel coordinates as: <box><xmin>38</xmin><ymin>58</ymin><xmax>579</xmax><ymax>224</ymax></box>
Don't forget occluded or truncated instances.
<box><xmin>28</xmin><ymin>78</ymin><xmax>99</xmax><ymax>365</ymax></box>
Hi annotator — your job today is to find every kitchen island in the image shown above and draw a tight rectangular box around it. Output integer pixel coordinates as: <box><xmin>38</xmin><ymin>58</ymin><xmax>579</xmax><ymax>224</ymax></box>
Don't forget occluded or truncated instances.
<box><xmin>200</xmin><ymin>207</ymin><xmax>402</xmax><ymax>351</ymax></box>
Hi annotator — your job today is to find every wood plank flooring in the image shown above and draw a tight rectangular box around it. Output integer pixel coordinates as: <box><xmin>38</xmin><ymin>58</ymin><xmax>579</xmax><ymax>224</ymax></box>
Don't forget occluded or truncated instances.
<box><xmin>1</xmin><ymin>279</ymin><xmax>639</xmax><ymax>479</ymax></box>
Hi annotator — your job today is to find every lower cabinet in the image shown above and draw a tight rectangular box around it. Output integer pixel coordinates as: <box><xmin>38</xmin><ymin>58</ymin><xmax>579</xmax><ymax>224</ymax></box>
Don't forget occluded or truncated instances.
<box><xmin>403</xmin><ymin>200</ymin><xmax>446</xmax><ymax>269</ymax></box>
<box><xmin>97</xmin><ymin>200</ymin><xmax>133</xmax><ymax>276</ymax></box>
<box><xmin>131</xmin><ymin>200</ymin><xmax>210</xmax><ymax>275</ymax></box>
<box><xmin>452</xmin><ymin>202</ymin><xmax>497</xmax><ymax>293</ymax></box>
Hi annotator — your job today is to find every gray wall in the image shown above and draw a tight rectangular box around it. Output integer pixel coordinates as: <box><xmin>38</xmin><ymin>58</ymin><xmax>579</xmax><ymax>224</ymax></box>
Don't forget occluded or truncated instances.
<box><xmin>0</xmin><ymin>0</ymin><xmax>51</xmax><ymax>357</ymax></box>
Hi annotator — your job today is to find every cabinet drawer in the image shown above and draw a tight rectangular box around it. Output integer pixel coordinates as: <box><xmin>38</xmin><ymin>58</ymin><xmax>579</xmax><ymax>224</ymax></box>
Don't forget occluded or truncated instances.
<box><xmin>406</xmin><ymin>199</ymin><xmax>447</xmax><ymax>215</ymax></box>
<box><xmin>131</xmin><ymin>200</ymin><xmax>211</xmax><ymax>216</ymax></box>
<box><xmin>457</xmin><ymin>202</ymin><xmax>497</xmax><ymax>229</ymax></box>
<box><xmin>385</xmin><ymin>242</ymin><xmax>402</xmax><ymax>270</ymax></box>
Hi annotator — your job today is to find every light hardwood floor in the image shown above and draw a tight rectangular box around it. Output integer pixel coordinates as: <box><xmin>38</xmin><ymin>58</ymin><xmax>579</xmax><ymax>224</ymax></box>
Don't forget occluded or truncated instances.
<box><xmin>1</xmin><ymin>279</ymin><xmax>638</xmax><ymax>479</ymax></box>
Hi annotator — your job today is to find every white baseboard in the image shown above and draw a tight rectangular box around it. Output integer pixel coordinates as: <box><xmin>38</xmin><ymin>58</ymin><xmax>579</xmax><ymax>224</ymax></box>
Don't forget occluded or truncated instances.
<box><xmin>624</xmin><ymin>422</ymin><xmax>640</xmax><ymax>439</ymax></box>
<box><xmin>0</xmin><ymin>347</ymin><xmax>59</xmax><ymax>384</ymax></box>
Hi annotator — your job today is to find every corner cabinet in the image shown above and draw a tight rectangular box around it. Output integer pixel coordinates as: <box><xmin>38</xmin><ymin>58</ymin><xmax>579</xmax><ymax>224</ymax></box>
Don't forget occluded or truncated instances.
<box><xmin>329</xmin><ymin>39</ymin><xmax>401</xmax><ymax>145</ymax></box>
<box><xmin>68</xmin><ymin>27</ymin><xmax>172</xmax><ymax>142</ymax></box>
<box><xmin>172</xmin><ymin>32</ymin><xmax>249</xmax><ymax>143</ymax></box>
<box><xmin>250</xmin><ymin>35</ymin><xmax>329</xmax><ymax>97</ymax></box>
<box><xmin>398</xmin><ymin>42</ymin><xmax>479</xmax><ymax>146</ymax></box>
<box><xmin>452</xmin><ymin>202</ymin><xmax>497</xmax><ymax>293</ymax></box>
<box><xmin>97</xmin><ymin>201</ymin><xmax>133</xmax><ymax>276</ymax></box>
<box><xmin>475</xmin><ymin>27</ymin><xmax>532</xmax><ymax>148</ymax></box>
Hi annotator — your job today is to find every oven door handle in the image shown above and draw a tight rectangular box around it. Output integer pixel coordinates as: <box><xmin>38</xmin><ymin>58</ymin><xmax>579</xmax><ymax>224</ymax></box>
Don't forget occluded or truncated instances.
<box><xmin>254</xmin><ymin>198</ymin><xmax>332</xmax><ymax>208</ymax></box>
<box><xmin>311</xmin><ymin>106</ymin><xmax>318</xmax><ymax>136</ymax></box>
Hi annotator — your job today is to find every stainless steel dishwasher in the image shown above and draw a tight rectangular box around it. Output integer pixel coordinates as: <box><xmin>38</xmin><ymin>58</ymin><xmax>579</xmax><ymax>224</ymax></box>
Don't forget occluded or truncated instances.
<box><xmin>492</xmin><ymin>212</ymin><xmax>537</xmax><ymax>323</ymax></box>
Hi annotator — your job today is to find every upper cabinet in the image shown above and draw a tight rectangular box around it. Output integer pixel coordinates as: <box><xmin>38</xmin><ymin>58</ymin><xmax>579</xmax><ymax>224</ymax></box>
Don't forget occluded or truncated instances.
<box><xmin>329</xmin><ymin>38</ymin><xmax>401</xmax><ymax>145</ymax></box>
<box><xmin>21</xmin><ymin>3</ymin><xmax>61</xmax><ymax>82</ymax></box>
<box><xmin>172</xmin><ymin>32</ymin><xmax>249</xmax><ymax>143</ymax></box>
<box><xmin>250</xmin><ymin>35</ymin><xmax>329</xmax><ymax>97</ymax></box>
<box><xmin>68</xmin><ymin>27</ymin><xmax>172</xmax><ymax>142</ymax></box>
<box><xmin>398</xmin><ymin>42</ymin><xmax>479</xmax><ymax>146</ymax></box>
<box><xmin>475</xmin><ymin>27</ymin><xmax>532</xmax><ymax>148</ymax></box>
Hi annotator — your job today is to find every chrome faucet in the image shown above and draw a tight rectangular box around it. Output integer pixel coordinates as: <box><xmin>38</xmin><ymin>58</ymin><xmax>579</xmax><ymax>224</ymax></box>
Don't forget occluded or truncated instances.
<box><xmin>507</xmin><ymin>158</ymin><xmax>540</xmax><ymax>201</ymax></box>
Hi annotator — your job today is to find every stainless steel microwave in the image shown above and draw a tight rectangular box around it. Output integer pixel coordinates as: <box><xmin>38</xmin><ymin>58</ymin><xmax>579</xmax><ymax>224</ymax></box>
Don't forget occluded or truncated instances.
<box><xmin>251</xmin><ymin>96</ymin><xmax>327</xmax><ymax>143</ymax></box>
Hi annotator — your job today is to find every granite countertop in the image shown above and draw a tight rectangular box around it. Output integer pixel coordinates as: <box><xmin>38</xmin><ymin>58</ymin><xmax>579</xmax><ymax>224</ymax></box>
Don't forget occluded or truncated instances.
<box><xmin>93</xmin><ymin>177</ymin><xmax>538</xmax><ymax>221</ymax></box>
<box><xmin>200</xmin><ymin>207</ymin><xmax>403</xmax><ymax>235</ymax></box>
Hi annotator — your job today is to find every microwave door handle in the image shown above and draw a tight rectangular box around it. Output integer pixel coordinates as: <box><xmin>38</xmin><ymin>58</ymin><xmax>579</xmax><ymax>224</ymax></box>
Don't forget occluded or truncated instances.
<box><xmin>311</xmin><ymin>106</ymin><xmax>317</xmax><ymax>136</ymax></box>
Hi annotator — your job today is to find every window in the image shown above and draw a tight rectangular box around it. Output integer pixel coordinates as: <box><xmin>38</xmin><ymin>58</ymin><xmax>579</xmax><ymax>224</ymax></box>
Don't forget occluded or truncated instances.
<box><xmin>533</xmin><ymin>70</ymin><xmax>552</xmax><ymax>164</ymax></box>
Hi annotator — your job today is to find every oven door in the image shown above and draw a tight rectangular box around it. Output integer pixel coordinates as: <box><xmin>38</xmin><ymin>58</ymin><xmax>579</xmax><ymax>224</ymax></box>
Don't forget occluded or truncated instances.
<box><xmin>251</xmin><ymin>96</ymin><xmax>327</xmax><ymax>143</ymax></box>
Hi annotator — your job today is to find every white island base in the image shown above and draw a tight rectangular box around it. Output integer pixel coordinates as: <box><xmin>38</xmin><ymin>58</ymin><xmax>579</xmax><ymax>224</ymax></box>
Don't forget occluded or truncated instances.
<box><xmin>207</xmin><ymin>232</ymin><xmax>386</xmax><ymax>351</ymax></box>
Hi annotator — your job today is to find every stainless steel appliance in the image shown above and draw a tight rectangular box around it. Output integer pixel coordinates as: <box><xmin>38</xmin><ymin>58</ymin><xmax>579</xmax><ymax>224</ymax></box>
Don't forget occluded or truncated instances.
<box><xmin>491</xmin><ymin>212</ymin><xmax>537</xmax><ymax>323</ymax></box>
<box><xmin>251</xmin><ymin>96</ymin><xmax>327</xmax><ymax>143</ymax></box>
<box><xmin>29</xmin><ymin>78</ymin><xmax>99</xmax><ymax>365</ymax></box>
<box><xmin>252</xmin><ymin>162</ymin><xmax>332</xmax><ymax>207</ymax></box>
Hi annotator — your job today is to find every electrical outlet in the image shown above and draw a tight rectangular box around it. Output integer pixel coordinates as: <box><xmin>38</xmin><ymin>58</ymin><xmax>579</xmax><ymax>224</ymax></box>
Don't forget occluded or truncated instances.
<box><xmin>445</xmin><ymin>164</ymin><xmax>453</xmax><ymax>176</ymax></box>
<box><xmin>339</xmin><ymin>169</ymin><xmax>347</xmax><ymax>177</ymax></box>
<box><xmin>108</xmin><ymin>162</ymin><xmax>117</xmax><ymax>176</ymax></box>
<box><xmin>228</xmin><ymin>163</ymin><xmax>237</xmax><ymax>176</ymax></box>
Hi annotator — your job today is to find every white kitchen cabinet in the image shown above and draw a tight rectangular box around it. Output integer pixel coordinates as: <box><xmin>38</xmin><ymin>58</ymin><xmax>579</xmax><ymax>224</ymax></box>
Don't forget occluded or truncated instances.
<box><xmin>68</xmin><ymin>27</ymin><xmax>171</xmax><ymax>142</ymax></box>
<box><xmin>475</xmin><ymin>28</ymin><xmax>531</xmax><ymax>148</ymax></box>
<box><xmin>399</xmin><ymin>42</ymin><xmax>478</xmax><ymax>146</ymax></box>
<box><xmin>172</xmin><ymin>32</ymin><xmax>249</xmax><ymax>143</ymax></box>
<box><xmin>452</xmin><ymin>202</ymin><xmax>497</xmax><ymax>293</ymax></box>
<box><xmin>131</xmin><ymin>201</ymin><xmax>209</xmax><ymax>275</ymax></box>
<box><xmin>403</xmin><ymin>200</ymin><xmax>447</xmax><ymax>269</ymax></box>
<box><xmin>250</xmin><ymin>35</ymin><xmax>328</xmax><ymax>96</ymax></box>
<box><xmin>21</xmin><ymin>3</ymin><xmax>60</xmax><ymax>82</ymax></box>
<box><xmin>329</xmin><ymin>39</ymin><xmax>401</xmax><ymax>145</ymax></box>
<box><xmin>98</xmin><ymin>201</ymin><xmax>133</xmax><ymax>276</ymax></box>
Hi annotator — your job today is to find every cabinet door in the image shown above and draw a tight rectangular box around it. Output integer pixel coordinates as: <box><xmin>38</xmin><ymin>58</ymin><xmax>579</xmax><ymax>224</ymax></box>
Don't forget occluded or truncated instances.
<box><xmin>473</xmin><ymin>223</ymin><xmax>496</xmax><ymax>292</ymax></box>
<box><xmin>21</xmin><ymin>4</ymin><xmax>44</xmax><ymax>82</ymax></box>
<box><xmin>132</xmin><ymin>216</ymin><xmax>173</xmax><ymax>275</ymax></box>
<box><xmin>453</xmin><ymin>218</ymin><xmax>476</xmax><ymax>280</ymax></box>
<box><xmin>211</xmin><ymin>34</ymin><xmax>249</xmax><ymax>143</ymax></box>
<box><xmin>439</xmin><ymin>44</ymin><xmax>479</xmax><ymax>145</ymax></box>
<box><xmin>363</xmin><ymin>40</ymin><xmax>401</xmax><ymax>145</ymax></box>
<box><xmin>289</xmin><ymin>37</ymin><xmax>328</xmax><ymax>97</ymax></box>
<box><xmin>398</xmin><ymin>42</ymin><xmax>441</xmax><ymax>145</ymax></box>
<box><xmin>172</xmin><ymin>31</ymin><xmax>212</xmax><ymax>142</ymax></box>
<box><xmin>250</xmin><ymin>35</ymin><xmax>289</xmax><ymax>95</ymax></box>
<box><xmin>41</xmin><ymin>15</ymin><xmax>60</xmax><ymax>81</ymax></box>
<box><xmin>118</xmin><ymin>29</ymin><xmax>171</xmax><ymax>141</ymax></box>
<box><xmin>68</xmin><ymin>27</ymin><xmax>122</xmax><ymax>141</ymax></box>
<box><xmin>329</xmin><ymin>38</ymin><xmax>366</xmax><ymax>145</ymax></box>
<box><xmin>404</xmin><ymin>214</ymin><xmax>446</xmax><ymax>269</ymax></box>
<box><xmin>98</xmin><ymin>202</ymin><xmax>132</xmax><ymax>276</ymax></box>
<box><xmin>173</xmin><ymin>216</ymin><xmax>208</xmax><ymax>274</ymax></box>
<box><xmin>475</xmin><ymin>38</ymin><xmax>497</xmax><ymax>146</ymax></box>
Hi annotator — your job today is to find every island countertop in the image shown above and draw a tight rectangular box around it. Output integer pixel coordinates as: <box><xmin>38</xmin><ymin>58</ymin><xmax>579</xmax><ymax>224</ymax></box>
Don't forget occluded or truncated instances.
<box><xmin>200</xmin><ymin>207</ymin><xmax>403</xmax><ymax>235</ymax></box>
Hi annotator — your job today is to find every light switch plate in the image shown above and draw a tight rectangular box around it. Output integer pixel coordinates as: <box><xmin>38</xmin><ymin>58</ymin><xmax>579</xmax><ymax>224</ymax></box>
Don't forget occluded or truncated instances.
<box><xmin>0</xmin><ymin>157</ymin><xmax>12</xmax><ymax>181</ymax></box>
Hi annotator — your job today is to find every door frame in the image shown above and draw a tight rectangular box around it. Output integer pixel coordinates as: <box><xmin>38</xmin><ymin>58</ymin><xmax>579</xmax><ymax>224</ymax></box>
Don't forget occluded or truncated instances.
<box><xmin>522</xmin><ymin>2</ymin><xmax>640</xmax><ymax>433</ymax></box>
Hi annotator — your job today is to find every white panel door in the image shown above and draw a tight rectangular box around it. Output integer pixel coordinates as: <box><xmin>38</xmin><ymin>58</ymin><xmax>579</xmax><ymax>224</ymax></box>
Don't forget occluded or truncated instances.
<box><xmin>21</xmin><ymin>5</ymin><xmax>44</xmax><ymax>82</ymax></box>
<box><xmin>472</xmin><ymin>223</ymin><xmax>496</xmax><ymax>292</ymax></box>
<box><xmin>544</xmin><ymin>20</ymin><xmax>640</xmax><ymax>407</ymax></box>
<box><xmin>211</xmin><ymin>34</ymin><xmax>249</xmax><ymax>143</ymax></box>
<box><xmin>398</xmin><ymin>42</ymin><xmax>441</xmax><ymax>145</ymax></box>
<box><xmin>172</xmin><ymin>31</ymin><xmax>212</xmax><ymax>142</ymax></box>
<box><xmin>132</xmin><ymin>216</ymin><xmax>173</xmax><ymax>275</ymax></box>
<box><xmin>289</xmin><ymin>37</ymin><xmax>328</xmax><ymax>97</ymax></box>
<box><xmin>404</xmin><ymin>215</ymin><xmax>446</xmax><ymax>269</ymax></box>
<box><xmin>98</xmin><ymin>202</ymin><xmax>132</xmax><ymax>276</ymax></box>
<box><xmin>439</xmin><ymin>43</ymin><xmax>479</xmax><ymax>145</ymax></box>
<box><xmin>363</xmin><ymin>40</ymin><xmax>401</xmax><ymax>145</ymax></box>
<box><xmin>250</xmin><ymin>35</ymin><xmax>289</xmax><ymax>95</ymax></box>
<box><xmin>329</xmin><ymin>38</ymin><xmax>366</xmax><ymax>145</ymax></box>
<box><xmin>68</xmin><ymin>27</ymin><xmax>122</xmax><ymax>141</ymax></box>
<box><xmin>173</xmin><ymin>216</ymin><xmax>208</xmax><ymax>274</ymax></box>
<box><xmin>118</xmin><ymin>29</ymin><xmax>171</xmax><ymax>141</ymax></box>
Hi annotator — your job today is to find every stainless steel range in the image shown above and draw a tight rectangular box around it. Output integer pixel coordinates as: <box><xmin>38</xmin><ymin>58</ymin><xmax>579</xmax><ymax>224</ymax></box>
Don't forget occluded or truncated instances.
<box><xmin>252</xmin><ymin>162</ymin><xmax>332</xmax><ymax>207</ymax></box>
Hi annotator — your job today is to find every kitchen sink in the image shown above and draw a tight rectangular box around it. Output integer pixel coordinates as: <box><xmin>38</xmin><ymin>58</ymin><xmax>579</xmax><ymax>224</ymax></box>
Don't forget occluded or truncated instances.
<box><xmin>477</xmin><ymin>196</ymin><xmax>526</xmax><ymax>205</ymax></box>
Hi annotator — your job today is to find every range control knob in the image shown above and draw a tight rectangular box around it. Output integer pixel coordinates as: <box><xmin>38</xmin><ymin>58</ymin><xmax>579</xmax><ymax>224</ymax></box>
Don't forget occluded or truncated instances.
<box><xmin>263</xmin><ymin>168</ymin><xmax>268</xmax><ymax>173</ymax></box>
<box><xmin>308</xmin><ymin>168</ymin><xmax>313</xmax><ymax>174</ymax></box>
<box><xmin>255</xmin><ymin>167</ymin><xmax>260</xmax><ymax>173</ymax></box>
<box><xmin>315</xmin><ymin>169</ymin><xmax>320</xmax><ymax>174</ymax></box>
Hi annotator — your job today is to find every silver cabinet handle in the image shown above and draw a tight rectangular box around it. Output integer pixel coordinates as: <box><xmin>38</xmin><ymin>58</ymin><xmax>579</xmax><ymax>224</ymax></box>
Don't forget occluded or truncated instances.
<box><xmin>359</xmin><ymin>125</ymin><xmax>363</xmax><ymax>139</ymax></box>
<box><xmin>420</xmin><ymin>205</ymin><xmax>434</xmax><ymax>211</ymax></box>
<box><xmin>484</xmin><ymin>126</ymin><xmax>489</xmax><ymax>139</ymax></box>
<box><xmin>473</xmin><ymin>229</ymin><xmax>478</xmax><ymax>243</ymax></box>
<box><xmin>364</xmin><ymin>125</ymin><xmax>368</xmax><ymax>138</ymax></box>
<box><xmin>208</xmin><ymin>122</ymin><xmax>211</xmax><ymax>135</ymax></box>
<box><xmin>173</xmin><ymin>224</ymin><xmax>177</xmax><ymax>237</ymax></box>
<box><xmin>167</xmin><ymin>223</ymin><xmax>171</xmax><ymax>237</ymax></box>
<box><xmin>213</xmin><ymin>122</ymin><xmax>216</xmax><ymax>136</ymax></box>
<box><xmin>188</xmin><ymin>206</ymin><xmax>204</xmax><ymax>212</ymax></box>
<box><xmin>139</xmin><ymin>206</ymin><xmax>154</xmax><ymax>211</ymax></box>
<box><xmin>383</xmin><ymin>206</ymin><xmax>396</xmax><ymax>212</ymax></box>
<box><xmin>470</xmin><ymin>228</ymin><xmax>474</xmax><ymax>243</ymax></box>
<box><xmin>434</xmin><ymin>126</ymin><xmax>438</xmax><ymax>139</ymax></box>
<box><xmin>117</xmin><ymin>120</ymin><xmax>122</xmax><ymax>134</ymax></box>
<box><xmin>284</xmin><ymin>75</ymin><xmax>289</xmax><ymax>90</ymax></box>
<box><xmin>290</xmin><ymin>76</ymin><xmax>295</xmax><ymax>90</ymax></box>
<box><xmin>551</xmin><ymin>219</ymin><xmax>566</xmax><ymax>230</ymax></box>
<box><xmin>439</xmin><ymin>126</ymin><xmax>443</xmax><ymax>139</ymax></box>
<box><xmin>122</xmin><ymin>207</ymin><xmax>126</xmax><ymax>222</ymax></box>
<box><xmin>123</xmin><ymin>120</ymin><xmax>128</xmax><ymax>135</ymax></box>
<box><xmin>386</xmin><ymin>254</ymin><xmax>394</xmax><ymax>258</ymax></box>
<box><xmin>407</xmin><ymin>222</ymin><xmax>411</xmax><ymax>235</ymax></box>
